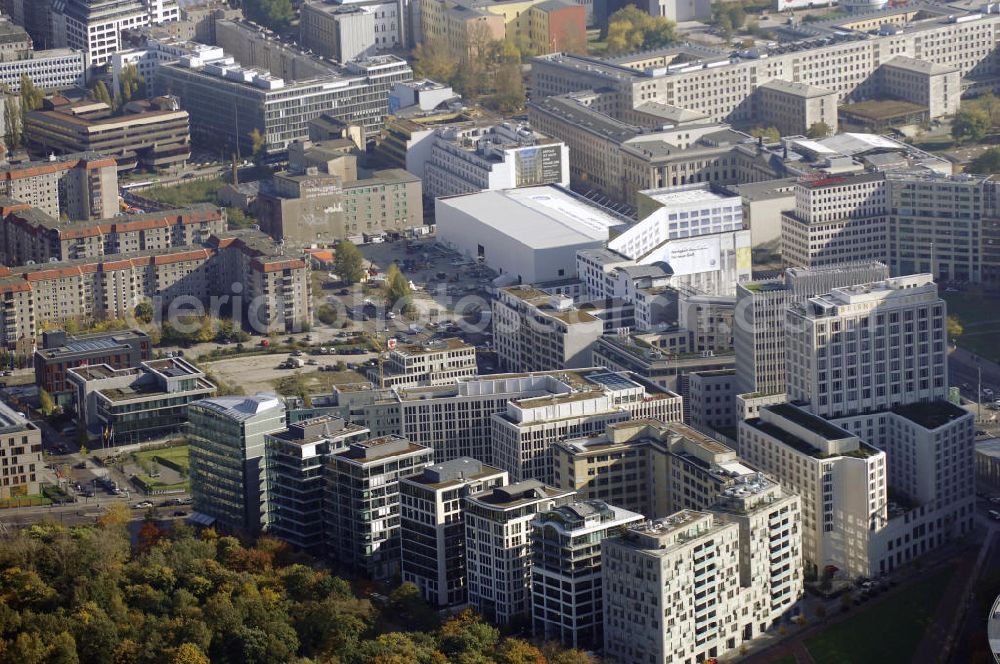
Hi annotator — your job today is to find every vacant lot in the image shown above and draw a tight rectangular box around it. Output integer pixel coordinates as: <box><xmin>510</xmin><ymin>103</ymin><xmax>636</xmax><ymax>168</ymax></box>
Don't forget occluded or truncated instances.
<box><xmin>140</xmin><ymin>178</ymin><xmax>224</xmax><ymax>207</ymax></box>
<box><xmin>203</xmin><ymin>353</ymin><xmax>372</xmax><ymax>395</ymax></box>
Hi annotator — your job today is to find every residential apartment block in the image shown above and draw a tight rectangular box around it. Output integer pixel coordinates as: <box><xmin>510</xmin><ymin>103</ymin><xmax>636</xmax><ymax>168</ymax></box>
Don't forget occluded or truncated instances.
<box><xmin>0</xmin><ymin>223</ymin><xmax>311</xmax><ymax>350</ymax></box>
<box><xmin>333</xmin><ymin>368</ymin><xmax>675</xmax><ymax>463</ymax></box>
<box><xmin>2</xmin><ymin>203</ymin><xmax>223</xmax><ymax>266</ymax></box>
<box><xmin>265</xmin><ymin>415</ymin><xmax>369</xmax><ymax>552</ymax></box>
<box><xmin>464</xmin><ymin>480</ymin><xmax>575</xmax><ymax>625</ymax></box>
<box><xmin>603</xmin><ymin>494</ymin><xmax>801</xmax><ymax>664</ymax></box>
<box><xmin>740</xmin><ymin>403</ymin><xmax>886</xmax><ymax>579</ymax></box>
<box><xmin>400</xmin><ymin>457</ymin><xmax>508</xmax><ymax>606</ymax></box>
<box><xmin>785</xmin><ymin>273</ymin><xmax>946</xmax><ymax>419</ymax></box>
<box><xmin>552</xmin><ymin>418</ymin><xmax>765</xmax><ymax>519</ymax></box>
<box><xmin>365</xmin><ymin>337</ymin><xmax>477</xmax><ymax>388</ymax></box>
<box><xmin>25</xmin><ymin>95</ymin><xmax>191</xmax><ymax>172</ymax></box>
<box><xmin>493</xmin><ymin>286</ymin><xmax>605</xmax><ymax>372</ymax></box>
<box><xmin>0</xmin><ymin>154</ymin><xmax>119</xmax><ymax>222</ymax></box>
<box><xmin>419</xmin><ymin>0</ymin><xmax>585</xmax><ymax>61</ymax></box>
<box><xmin>0</xmin><ymin>400</ymin><xmax>43</xmax><ymax>499</ymax></box>
<box><xmin>492</xmin><ymin>370</ymin><xmax>682</xmax><ymax>484</ymax></box>
<box><xmin>733</xmin><ymin>262</ymin><xmax>890</xmax><ymax>397</ymax></box>
<box><xmin>324</xmin><ymin>435</ymin><xmax>433</xmax><ymax>580</ymax></box>
<box><xmin>591</xmin><ymin>332</ymin><xmax>735</xmax><ymax>394</ymax></box>
<box><xmin>530</xmin><ymin>500</ymin><xmax>644</xmax><ymax>650</ymax></box>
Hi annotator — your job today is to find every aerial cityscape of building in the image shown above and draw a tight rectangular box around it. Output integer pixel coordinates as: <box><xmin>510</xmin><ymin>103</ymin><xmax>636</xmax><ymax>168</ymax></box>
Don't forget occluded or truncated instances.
<box><xmin>0</xmin><ymin>0</ymin><xmax>997</xmax><ymax>661</ymax></box>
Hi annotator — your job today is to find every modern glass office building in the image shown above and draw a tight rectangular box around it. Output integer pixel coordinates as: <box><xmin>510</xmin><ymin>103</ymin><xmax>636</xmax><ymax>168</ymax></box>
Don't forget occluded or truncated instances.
<box><xmin>188</xmin><ymin>393</ymin><xmax>286</xmax><ymax>531</ymax></box>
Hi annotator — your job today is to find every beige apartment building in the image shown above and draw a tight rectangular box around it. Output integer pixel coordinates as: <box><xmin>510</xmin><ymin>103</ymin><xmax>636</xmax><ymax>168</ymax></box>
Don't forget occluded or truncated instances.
<box><xmin>1</xmin><ymin>204</ymin><xmax>224</xmax><ymax>266</ymax></box>
<box><xmin>0</xmin><ymin>401</ymin><xmax>43</xmax><ymax>499</ymax></box>
<box><xmin>0</xmin><ymin>154</ymin><xmax>119</xmax><ymax>221</ymax></box>
<box><xmin>420</xmin><ymin>0</ymin><xmax>584</xmax><ymax>61</ymax></box>
<box><xmin>366</xmin><ymin>337</ymin><xmax>478</xmax><ymax>388</ymax></box>
<box><xmin>493</xmin><ymin>286</ymin><xmax>605</xmax><ymax>373</ymax></box>
<box><xmin>552</xmin><ymin>418</ymin><xmax>765</xmax><ymax>519</ymax></box>
<box><xmin>0</xmin><ymin>226</ymin><xmax>311</xmax><ymax>349</ymax></box>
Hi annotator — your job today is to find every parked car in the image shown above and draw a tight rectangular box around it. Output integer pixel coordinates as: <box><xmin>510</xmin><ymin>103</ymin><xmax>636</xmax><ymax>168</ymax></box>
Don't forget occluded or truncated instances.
<box><xmin>133</xmin><ymin>501</ymin><xmax>153</xmax><ymax>509</ymax></box>
<box><xmin>173</xmin><ymin>510</ymin><xmax>187</xmax><ymax>517</ymax></box>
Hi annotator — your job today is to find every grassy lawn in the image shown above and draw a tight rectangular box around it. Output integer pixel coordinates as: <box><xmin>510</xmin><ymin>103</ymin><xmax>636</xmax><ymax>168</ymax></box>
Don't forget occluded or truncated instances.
<box><xmin>804</xmin><ymin>568</ymin><xmax>953</xmax><ymax>664</ymax></box>
<box><xmin>272</xmin><ymin>369</ymin><xmax>367</xmax><ymax>397</ymax></box>
<box><xmin>140</xmin><ymin>177</ymin><xmax>224</xmax><ymax>207</ymax></box>
<box><xmin>587</xmin><ymin>28</ymin><xmax>608</xmax><ymax>56</ymax></box>
<box><xmin>908</xmin><ymin>133</ymin><xmax>957</xmax><ymax>152</ymax></box>
<box><xmin>134</xmin><ymin>445</ymin><xmax>189</xmax><ymax>473</ymax></box>
<box><xmin>0</xmin><ymin>493</ymin><xmax>52</xmax><ymax>509</ymax></box>
<box><xmin>943</xmin><ymin>289</ymin><xmax>1000</xmax><ymax>362</ymax></box>
<box><xmin>132</xmin><ymin>475</ymin><xmax>188</xmax><ymax>493</ymax></box>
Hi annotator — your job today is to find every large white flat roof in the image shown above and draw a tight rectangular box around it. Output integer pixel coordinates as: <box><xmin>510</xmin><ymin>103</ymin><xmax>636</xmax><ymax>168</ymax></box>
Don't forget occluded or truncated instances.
<box><xmin>640</xmin><ymin>183</ymin><xmax>740</xmax><ymax>210</ymax></box>
<box><xmin>439</xmin><ymin>186</ymin><xmax>627</xmax><ymax>249</ymax></box>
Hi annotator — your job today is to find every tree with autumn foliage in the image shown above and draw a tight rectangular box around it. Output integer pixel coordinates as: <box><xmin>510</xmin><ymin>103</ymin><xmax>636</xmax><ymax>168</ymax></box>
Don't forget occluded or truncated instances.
<box><xmin>0</xmin><ymin>519</ymin><xmax>595</xmax><ymax>664</ymax></box>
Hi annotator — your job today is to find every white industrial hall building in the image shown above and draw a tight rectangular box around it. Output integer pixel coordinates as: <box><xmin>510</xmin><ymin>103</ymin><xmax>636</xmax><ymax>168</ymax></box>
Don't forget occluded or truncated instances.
<box><xmin>436</xmin><ymin>185</ymin><xmax>630</xmax><ymax>284</ymax></box>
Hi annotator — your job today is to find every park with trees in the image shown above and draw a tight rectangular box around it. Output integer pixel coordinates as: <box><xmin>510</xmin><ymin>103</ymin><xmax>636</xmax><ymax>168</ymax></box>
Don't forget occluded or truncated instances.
<box><xmin>0</xmin><ymin>514</ymin><xmax>597</xmax><ymax>664</ymax></box>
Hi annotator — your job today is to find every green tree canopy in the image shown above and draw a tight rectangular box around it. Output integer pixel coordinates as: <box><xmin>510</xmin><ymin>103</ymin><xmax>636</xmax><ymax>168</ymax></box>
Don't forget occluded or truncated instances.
<box><xmin>489</xmin><ymin>63</ymin><xmax>526</xmax><ymax>114</ymax></box>
<box><xmin>39</xmin><ymin>388</ymin><xmax>55</xmax><ymax>416</ymax></box>
<box><xmin>606</xmin><ymin>5</ymin><xmax>678</xmax><ymax>55</ymax></box>
<box><xmin>967</xmin><ymin>147</ymin><xmax>1000</xmax><ymax>174</ymax></box>
<box><xmin>91</xmin><ymin>81</ymin><xmax>112</xmax><ymax>107</ymax></box>
<box><xmin>334</xmin><ymin>240</ymin><xmax>366</xmax><ymax>285</ymax></box>
<box><xmin>384</xmin><ymin>263</ymin><xmax>412</xmax><ymax>310</ymax></box>
<box><xmin>4</xmin><ymin>94</ymin><xmax>21</xmax><ymax>149</ymax></box>
<box><xmin>806</xmin><ymin>121</ymin><xmax>831</xmax><ymax>139</ymax></box>
<box><xmin>19</xmin><ymin>75</ymin><xmax>43</xmax><ymax>112</ymax></box>
<box><xmin>245</xmin><ymin>0</ymin><xmax>294</xmax><ymax>32</ymax></box>
<box><xmin>118</xmin><ymin>64</ymin><xmax>146</xmax><ymax>103</ymax></box>
<box><xmin>751</xmin><ymin>126</ymin><xmax>781</xmax><ymax>143</ymax></box>
<box><xmin>249</xmin><ymin>129</ymin><xmax>268</xmax><ymax>166</ymax></box>
<box><xmin>952</xmin><ymin>107</ymin><xmax>991</xmax><ymax>143</ymax></box>
<box><xmin>412</xmin><ymin>37</ymin><xmax>458</xmax><ymax>85</ymax></box>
